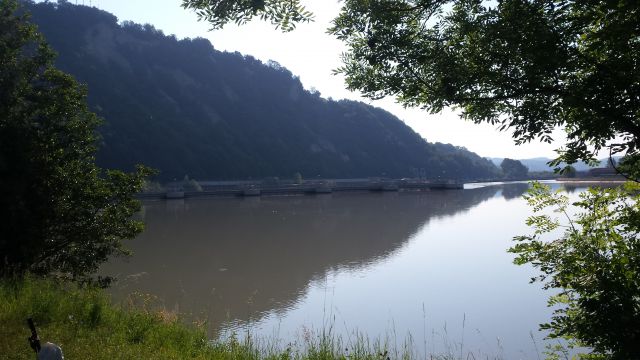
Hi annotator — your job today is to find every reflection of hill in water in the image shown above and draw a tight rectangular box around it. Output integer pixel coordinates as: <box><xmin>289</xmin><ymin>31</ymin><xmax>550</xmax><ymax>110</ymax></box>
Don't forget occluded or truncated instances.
<box><xmin>101</xmin><ymin>187</ymin><xmax>508</xmax><ymax>334</ymax></box>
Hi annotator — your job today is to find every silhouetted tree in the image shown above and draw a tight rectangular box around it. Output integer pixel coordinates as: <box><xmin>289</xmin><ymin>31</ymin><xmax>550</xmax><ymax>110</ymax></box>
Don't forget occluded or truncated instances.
<box><xmin>500</xmin><ymin>159</ymin><xmax>528</xmax><ymax>180</ymax></box>
<box><xmin>0</xmin><ymin>0</ymin><xmax>150</xmax><ymax>278</ymax></box>
<box><xmin>563</xmin><ymin>165</ymin><xmax>577</xmax><ymax>178</ymax></box>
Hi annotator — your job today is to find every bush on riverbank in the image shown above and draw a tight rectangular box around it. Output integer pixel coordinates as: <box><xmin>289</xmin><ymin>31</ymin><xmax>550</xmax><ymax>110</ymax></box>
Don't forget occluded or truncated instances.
<box><xmin>0</xmin><ymin>276</ymin><xmax>412</xmax><ymax>360</ymax></box>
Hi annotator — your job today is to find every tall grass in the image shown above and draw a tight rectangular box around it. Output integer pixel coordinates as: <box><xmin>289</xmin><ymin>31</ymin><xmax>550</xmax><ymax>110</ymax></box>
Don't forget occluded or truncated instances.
<box><xmin>0</xmin><ymin>276</ymin><xmax>222</xmax><ymax>359</ymax></box>
<box><xmin>0</xmin><ymin>276</ymin><xmax>507</xmax><ymax>359</ymax></box>
<box><xmin>0</xmin><ymin>276</ymin><xmax>395</xmax><ymax>359</ymax></box>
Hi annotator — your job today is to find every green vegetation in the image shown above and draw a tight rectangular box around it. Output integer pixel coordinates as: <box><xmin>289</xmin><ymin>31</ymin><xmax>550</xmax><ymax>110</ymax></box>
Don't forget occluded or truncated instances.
<box><xmin>184</xmin><ymin>1</ymin><xmax>640</xmax><ymax>173</ymax></box>
<box><xmin>184</xmin><ymin>1</ymin><xmax>640</xmax><ymax>358</ymax></box>
<box><xmin>1</xmin><ymin>276</ymin><xmax>444</xmax><ymax>360</ymax></box>
<box><xmin>0</xmin><ymin>0</ymin><xmax>150</xmax><ymax>278</ymax></box>
<box><xmin>562</xmin><ymin>166</ymin><xmax>577</xmax><ymax>179</ymax></box>
<box><xmin>26</xmin><ymin>1</ymin><xmax>499</xmax><ymax>181</ymax></box>
<box><xmin>4</xmin><ymin>0</ymin><xmax>638</xmax><ymax>358</ymax></box>
<box><xmin>0</xmin><ymin>276</ymin><xmax>248</xmax><ymax>359</ymax></box>
<box><xmin>183</xmin><ymin>175</ymin><xmax>204</xmax><ymax>192</ymax></box>
<box><xmin>329</xmin><ymin>1</ymin><xmax>640</xmax><ymax>174</ymax></box>
<box><xmin>511</xmin><ymin>182</ymin><xmax>640</xmax><ymax>359</ymax></box>
<box><xmin>499</xmin><ymin>158</ymin><xmax>529</xmax><ymax>180</ymax></box>
<box><xmin>181</xmin><ymin>0</ymin><xmax>313</xmax><ymax>32</ymax></box>
<box><xmin>3</xmin><ymin>3</ymin><xmax>488</xmax><ymax>357</ymax></box>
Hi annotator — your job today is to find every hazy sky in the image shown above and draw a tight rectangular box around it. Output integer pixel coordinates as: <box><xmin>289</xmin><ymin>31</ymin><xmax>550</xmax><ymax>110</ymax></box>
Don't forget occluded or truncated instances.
<box><xmin>68</xmin><ymin>0</ymin><xmax>562</xmax><ymax>159</ymax></box>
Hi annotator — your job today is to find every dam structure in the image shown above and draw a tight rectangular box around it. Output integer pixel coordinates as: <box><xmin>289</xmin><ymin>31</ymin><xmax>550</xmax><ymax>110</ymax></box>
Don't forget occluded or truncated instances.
<box><xmin>139</xmin><ymin>178</ymin><xmax>465</xmax><ymax>200</ymax></box>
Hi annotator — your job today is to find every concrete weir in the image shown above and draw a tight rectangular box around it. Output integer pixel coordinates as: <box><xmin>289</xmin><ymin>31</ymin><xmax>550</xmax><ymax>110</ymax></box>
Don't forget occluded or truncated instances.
<box><xmin>137</xmin><ymin>179</ymin><xmax>464</xmax><ymax>200</ymax></box>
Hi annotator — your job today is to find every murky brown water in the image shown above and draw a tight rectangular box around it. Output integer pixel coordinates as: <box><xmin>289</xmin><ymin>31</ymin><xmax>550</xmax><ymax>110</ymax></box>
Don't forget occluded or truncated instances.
<box><xmin>101</xmin><ymin>182</ymin><xmax>592</xmax><ymax>359</ymax></box>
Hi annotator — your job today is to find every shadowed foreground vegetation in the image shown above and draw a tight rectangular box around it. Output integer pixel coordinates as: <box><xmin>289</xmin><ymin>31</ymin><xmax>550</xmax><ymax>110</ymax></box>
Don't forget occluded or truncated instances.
<box><xmin>0</xmin><ymin>276</ymin><xmax>479</xmax><ymax>360</ymax></box>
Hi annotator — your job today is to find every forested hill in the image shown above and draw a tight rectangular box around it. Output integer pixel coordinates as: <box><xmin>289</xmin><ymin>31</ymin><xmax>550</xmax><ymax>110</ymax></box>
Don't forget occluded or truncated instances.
<box><xmin>26</xmin><ymin>1</ymin><xmax>499</xmax><ymax>181</ymax></box>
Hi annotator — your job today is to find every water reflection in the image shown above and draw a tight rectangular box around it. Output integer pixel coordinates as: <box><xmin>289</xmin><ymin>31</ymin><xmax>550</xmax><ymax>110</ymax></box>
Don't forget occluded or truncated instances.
<box><xmin>102</xmin><ymin>187</ymin><xmax>504</xmax><ymax>335</ymax></box>
<box><xmin>500</xmin><ymin>182</ymin><xmax>530</xmax><ymax>200</ymax></box>
<box><xmin>563</xmin><ymin>184</ymin><xmax>579</xmax><ymax>193</ymax></box>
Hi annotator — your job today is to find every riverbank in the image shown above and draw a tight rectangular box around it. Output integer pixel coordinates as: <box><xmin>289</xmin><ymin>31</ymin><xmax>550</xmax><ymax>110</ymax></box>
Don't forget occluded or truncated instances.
<box><xmin>0</xmin><ymin>276</ymin><xmax>221</xmax><ymax>359</ymax></box>
<box><xmin>555</xmin><ymin>177</ymin><xmax>627</xmax><ymax>183</ymax></box>
<box><xmin>0</xmin><ymin>276</ymin><xmax>425</xmax><ymax>359</ymax></box>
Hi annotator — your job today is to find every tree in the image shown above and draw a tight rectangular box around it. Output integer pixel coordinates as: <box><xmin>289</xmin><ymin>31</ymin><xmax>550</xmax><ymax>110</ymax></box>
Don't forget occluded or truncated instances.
<box><xmin>293</xmin><ymin>172</ymin><xmax>303</xmax><ymax>184</ymax></box>
<box><xmin>331</xmin><ymin>1</ymin><xmax>640</xmax><ymax>174</ymax></box>
<box><xmin>183</xmin><ymin>175</ymin><xmax>203</xmax><ymax>192</ymax></box>
<box><xmin>500</xmin><ymin>158</ymin><xmax>528</xmax><ymax>179</ymax></box>
<box><xmin>181</xmin><ymin>1</ymin><xmax>640</xmax><ymax>357</ymax></box>
<box><xmin>181</xmin><ymin>0</ymin><xmax>640</xmax><ymax>175</ymax></box>
<box><xmin>24</xmin><ymin>1</ymin><xmax>501</xmax><ymax>182</ymax></box>
<box><xmin>562</xmin><ymin>165</ymin><xmax>577</xmax><ymax>178</ymax></box>
<box><xmin>0</xmin><ymin>0</ymin><xmax>150</xmax><ymax>279</ymax></box>
<box><xmin>511</xmin><ymin>182</ymin><xmax>640</xmax><ymax>358</ymax></box>
<box><xmin>180</xmin><ymin>0</ymin><xmax>313</xmax><ymax>31</ymax></box>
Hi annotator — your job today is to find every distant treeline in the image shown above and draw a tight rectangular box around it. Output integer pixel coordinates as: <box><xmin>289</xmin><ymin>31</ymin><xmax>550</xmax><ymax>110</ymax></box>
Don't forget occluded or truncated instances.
<box><xmin>26</xmin><ymin>1</ymin><xmax>500</xmax><ymax>181</ymax></box>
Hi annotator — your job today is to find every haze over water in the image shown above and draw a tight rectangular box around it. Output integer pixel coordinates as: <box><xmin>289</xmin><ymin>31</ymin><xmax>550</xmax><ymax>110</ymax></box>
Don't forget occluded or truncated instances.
<box><xmin>101</xmin><ymin>182</ymin><xmax>588</xmax><ymax>359</ymax></box>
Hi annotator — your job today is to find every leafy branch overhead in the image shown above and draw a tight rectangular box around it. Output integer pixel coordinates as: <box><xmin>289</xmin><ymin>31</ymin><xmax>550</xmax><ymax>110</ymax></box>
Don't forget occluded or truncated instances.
<box><xmin>181</xmin><ymin>0</ymin><xmax>314</xmax><ymax>31</ymax></box>
<box><xmin>330</xmin><ymin>1</ymin><xmax>640</xmax><ymax>171</ymax></box>
<box><xmin>183</xmin><ymin>0</ymin><xmax>640</xmax><ymax>176</ymax></box>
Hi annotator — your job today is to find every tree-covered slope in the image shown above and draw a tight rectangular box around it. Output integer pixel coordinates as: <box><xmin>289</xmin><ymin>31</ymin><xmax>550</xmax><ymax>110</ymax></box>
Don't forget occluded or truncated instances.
<box><xmin>26</xmin><ymin>1</ymin><xmax>498</xmax><ymax>181</ymax></box>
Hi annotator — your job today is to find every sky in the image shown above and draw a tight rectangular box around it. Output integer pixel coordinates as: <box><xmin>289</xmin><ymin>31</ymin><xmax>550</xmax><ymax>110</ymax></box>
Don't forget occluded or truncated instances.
<box><xmin>67</xmin><ymin>0</ymin><xmax>562</xmax><ymax>159</ymax></box>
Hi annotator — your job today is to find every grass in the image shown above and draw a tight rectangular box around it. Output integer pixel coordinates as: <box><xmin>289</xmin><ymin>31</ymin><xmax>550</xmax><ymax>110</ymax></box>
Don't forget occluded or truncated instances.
<box><xmin>0</xmin><ymin>276</ymin><xmax>420</xmax><ymax>360</ymax></box>
<box><xmin>1</xmin><ymin>275</ymin><xmax>222</xmax><ymax>359</ymax></box>
<box><xmin>0</xmin><ymin>276</ymin><xmax>519</xmax><ymax>359</ymax></box>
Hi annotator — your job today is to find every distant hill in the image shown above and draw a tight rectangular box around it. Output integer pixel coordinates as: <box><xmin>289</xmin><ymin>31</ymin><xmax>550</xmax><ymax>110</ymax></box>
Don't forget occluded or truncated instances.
<box><xmin>489</xmin><ymin>157</ymin><xmax>621</xmax><ymax>172</ymax></box>
<box><xmin>26</xmin><ymin>1</ymin><xmax>499</xmax><ymax>181</ymax></box>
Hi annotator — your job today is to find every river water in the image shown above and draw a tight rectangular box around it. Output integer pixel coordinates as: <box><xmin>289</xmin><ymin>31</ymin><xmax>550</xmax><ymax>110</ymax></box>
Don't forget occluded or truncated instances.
<box><xmin>101</xmin><ymin>182</ymin><xmax>592</xmax><ymax>359</ymax></box>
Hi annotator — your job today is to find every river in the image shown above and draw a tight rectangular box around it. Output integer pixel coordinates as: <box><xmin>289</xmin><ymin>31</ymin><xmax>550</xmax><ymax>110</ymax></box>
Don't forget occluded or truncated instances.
<box><xmin>101</xmin><ymin>181</ymin><xmax>593</xmax><ymax>359</ymax></box>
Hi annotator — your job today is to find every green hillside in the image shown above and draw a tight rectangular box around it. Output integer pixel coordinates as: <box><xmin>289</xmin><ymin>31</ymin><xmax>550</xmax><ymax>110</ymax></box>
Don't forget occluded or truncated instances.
<box><xmin>26</xmin><ymin>1</ymin><xmax>499</xmax><ymax>181</ymax></box>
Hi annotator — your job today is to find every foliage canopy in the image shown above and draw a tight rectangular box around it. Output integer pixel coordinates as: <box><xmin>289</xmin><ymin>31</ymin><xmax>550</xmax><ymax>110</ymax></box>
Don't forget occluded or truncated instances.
<box><xmin>178</xmin><ymin>1</ymin><xmax>640</xmax><ymax>357</ymax></box>
<box><xmin>27</xmin><ymin>1</ymin><xmax>500</xmax><ymax>181</ymax></box>
<box><xmin>0</xmin><ymin>0</ymin><xmax>150</xmax><ymax>279</ymax></box>
<box><xmin>511</xmin><ymin>182</ymin><xmax>640</xmax><ymax>358</ymax></box>
<box><xmin>182</xmin><ymin>0</ymin><xmax>640</xmax><ymax>174</ymax></box>
<box><xmin>500</xmin><ymin>158</ymin><xmax>528</xmax><ymax>179</ymax></box>
<box><xmin>181</xmin><ymin>0</ymin><xmax>313</xmax><ymax>31</ymax></box>
<box><xmin>330</xmin><ymin>1</ymin><xmax>640</xmax><ymax>171</ymax></box>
